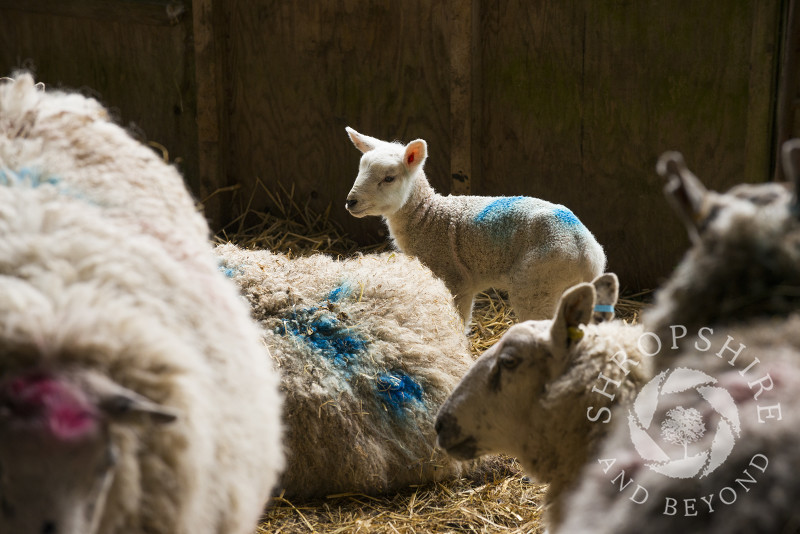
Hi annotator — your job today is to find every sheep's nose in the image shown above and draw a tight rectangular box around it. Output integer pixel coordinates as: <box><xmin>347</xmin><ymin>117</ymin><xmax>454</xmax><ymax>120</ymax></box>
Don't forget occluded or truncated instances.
<box><xmin>345</xmin><ymin>198</ymin><xmax>358</xmax><ymax>210</ymax></box>
<box><xmin>434</xmin><ymin>412</ymin><xmax>459</xmax><ymax>446</ymax></box>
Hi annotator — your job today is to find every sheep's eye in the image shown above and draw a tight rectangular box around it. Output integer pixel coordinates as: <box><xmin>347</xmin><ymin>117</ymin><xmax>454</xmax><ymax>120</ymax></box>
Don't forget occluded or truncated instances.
<box><xmin>499</xmin><ymin>352</ymin><xmax>520</xmax><ymax>370</ymax></box>
<box><xmin>383</xmin><ymin>175</ymin><xmax>395</xmax><ymax>183</ymax></box>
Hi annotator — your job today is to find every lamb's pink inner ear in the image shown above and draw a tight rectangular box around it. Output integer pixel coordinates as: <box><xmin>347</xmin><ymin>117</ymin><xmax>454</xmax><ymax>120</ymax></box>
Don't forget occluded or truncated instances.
<box><xmin>408</xmin><ymin>153</ymin><xmax>415</xmax><ymax>164</ymax></box>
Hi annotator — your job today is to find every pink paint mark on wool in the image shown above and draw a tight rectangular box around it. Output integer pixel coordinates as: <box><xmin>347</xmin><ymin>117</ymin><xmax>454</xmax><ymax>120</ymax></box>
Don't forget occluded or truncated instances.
<box><xmin>3</xmin><ymin>372</ymin><xmax>98</xmax><ymax>441</ymax></box>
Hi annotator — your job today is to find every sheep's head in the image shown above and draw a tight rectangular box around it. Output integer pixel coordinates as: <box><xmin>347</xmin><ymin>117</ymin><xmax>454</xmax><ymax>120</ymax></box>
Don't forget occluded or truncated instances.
<box><xmin>344</xmin><ymin>127</ymin><xmax>427</xmax><ymax>218</ymax></box>
<box><xmin>0</xmin><ymin>369</ymin><xmax>176</xmax><ymax>534</ymax></box>
<box><xmin>436</xmin><ymin>280</ymin><xmax>602</xmax><ymax>473</ymax></box>
<box><xmin>646</xmin><ymin>139</ymin><xmax>800</xmax><ymax>334</ymax></box>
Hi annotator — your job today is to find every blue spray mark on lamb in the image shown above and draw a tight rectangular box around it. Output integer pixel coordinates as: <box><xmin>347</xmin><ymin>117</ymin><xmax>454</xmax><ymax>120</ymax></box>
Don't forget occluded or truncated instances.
<box><xmin>553</xmin><ymin>206</ymin><xmax>582</xmax><ymax>227</ymax></box>
<box><xmin>376</xmin><ymin>372</ymin><xmax>424</xmax><ymax>414</ymax></box>
<box><xmin>474</xmin><ymin>196</ymin><xmax>526</xmax><ymax>223</ymax></box>
<box><xmin>277</xmin><ymin>306</ymin><xmax>367</xmax><ymax>368</ymax></box>
<box><xmin>474</xmin><ymin>196</ymin><xmax>527</xmax><ymax>241</ymax></box>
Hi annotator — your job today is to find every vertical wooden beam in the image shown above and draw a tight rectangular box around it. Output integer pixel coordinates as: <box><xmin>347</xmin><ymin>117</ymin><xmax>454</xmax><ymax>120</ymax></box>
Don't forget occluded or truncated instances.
<box><xmin>192</xmin><ymin>0</ymin><xmax>226</xmax><ymax>228</ymax></box>
<box><xmin>470</xmin><ymin>0</ymin><xmax>483</xmax><ymax>195</ymax></box>
<box><xmin>448</xmin><ymin>0</ymin><xmax>472</xmax><ymax>194</ymax></box>
<box><xmin>774</xmin><ymin>0</ymin><xmax>800</xmax><ymax>181</ymax></box>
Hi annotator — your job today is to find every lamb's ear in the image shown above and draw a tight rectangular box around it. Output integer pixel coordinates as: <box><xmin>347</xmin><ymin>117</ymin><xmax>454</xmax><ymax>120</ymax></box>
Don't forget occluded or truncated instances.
<box><xmin>657</xmin><ymin>151</ymin><xmax>708</xmax><ymax>242</ymax></box>
<box><xmin>81</xmin><ymin>372</ymin><xmax>178</xmax><ymax>424</ymax></box>
<box><xmin>550</xmin><ymin>283</ymin><xmax>595</xmax><ymax>347</ymax></box>
<box><xmin>781</xmin><ymin>139</ymin><xmax>800</xmax><ymax>214</ymax></box>
<box><xmin>346</xmin><ymin>127</ymin><xmax>380</xmax><ymax>154</ymax></box>
<box><xmin>591</xmin><ymin>273</ymin><xmax>619</xmax><ymax>323</ymax></box>
<box><xmin>403</xmin><ymin>139</ymin><xmax>427</xmax><ymax>173</ymax></box>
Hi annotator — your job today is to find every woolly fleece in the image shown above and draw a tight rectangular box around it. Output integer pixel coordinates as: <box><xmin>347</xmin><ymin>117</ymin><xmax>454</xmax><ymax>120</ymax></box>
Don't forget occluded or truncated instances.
<box><xmin>216</xmin><ymin>243</ymin><xmax>476</xmax><ymax>498</ymax></box>
<box><xmin>0</xmin><ymin>74</ymin><xmax>283</xmax><ymax>534</ymax></box>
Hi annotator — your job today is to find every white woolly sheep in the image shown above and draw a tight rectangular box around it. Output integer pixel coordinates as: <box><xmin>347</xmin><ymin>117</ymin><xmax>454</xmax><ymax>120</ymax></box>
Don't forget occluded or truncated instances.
<box><xmin>435</xmin><ymin>273</ymin><xmax>651</xmax><ymax>528</ymax></box>
<box><xmin>0</xmin><ymin>74</ymin><xmax>283</xmax><ymax>534</ymax></box>
<box><xmin>557</xmin><ymin>141</ymin><xmax>800</xmax><ymax>534</ymax></box>
<box><xmin>344</xmin><ymin>127</ymin><xmax>606</xmax><ymax>324</ymax></box>
<box><xmin>216</xmin><ymin>243</ymin><xmax>477</xmax><ymax>498</ymax></box>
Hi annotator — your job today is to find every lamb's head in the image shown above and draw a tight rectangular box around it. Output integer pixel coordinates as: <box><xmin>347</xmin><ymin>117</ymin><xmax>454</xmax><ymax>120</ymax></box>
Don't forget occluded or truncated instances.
<box><xmin>646</xmin><ymin>139</ymin><xmax>800</xmax><ymax>334</ymax></box>
<box><xmin>0</xmin><ymin>368</ymin><xmax>176</xmax><ymax>534</ymax></box>
<box><xmin>344</xmin><ymin>127</ymin><xmax>427</xmax><ymax>218</ymax></box>
<box><xmin>435</xmin><ymin>281</ymin><xmax>596</xmax><ymax>466</ymax></box>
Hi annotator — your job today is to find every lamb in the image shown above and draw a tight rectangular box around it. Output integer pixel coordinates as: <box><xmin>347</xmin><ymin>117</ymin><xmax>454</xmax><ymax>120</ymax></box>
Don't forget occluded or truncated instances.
<box><xmin>215</xmin><ymin>243</ymin><xmax>478</xmax><ymax>498</ymax></box>
<box><xmin>435</xmin><ymin>273</ymin><xmax>652</xmax><ymax>528</ymax></box>
<box><xmin>0</xmin><ymin>74</ymin><xmax>283</xmax><ymax>534</ymax></box>
<box><xmin>557</xmin><ymin>141</ymin><xmax>800</xmax><ymax>534</ymax></box>
<box><xmin>344</xmin><ymin>127</ymin><xmax>606</xmax><ymax>325</ymax></box>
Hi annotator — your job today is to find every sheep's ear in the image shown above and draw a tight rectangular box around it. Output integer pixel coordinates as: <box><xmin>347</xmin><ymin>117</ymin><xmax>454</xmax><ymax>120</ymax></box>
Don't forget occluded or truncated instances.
<box><xmin>657</xmin><ymin>151</ymin><xmax>708</xmax><ymax>243</ymax></box>
<box><xmin>591</xmin><ymin>273</ymin><xmax>618</xmax><ymax>323</ymax></box>
<box><xmin>403</xmin><ymin>139</ymin><xmax>427</xmax><ymax>172</ymax></box>
<box><xmin>781</xmin><ymin>139</ymin><xmax>800</xmax><ymax>214</ymax></box>
<box><xmin>551</xmin><ymin>283</ymin><xmax>595</xmax><ymax>347</ymax></box>
<box><xmin>81</xmin><ymin>372</ymin><xmax>178</xmax><ymax>424</ymax></box>
<box><xmin>346</xmin><ymin>127</ymin><xmax>380</xmax><ymax>154</ymax></box>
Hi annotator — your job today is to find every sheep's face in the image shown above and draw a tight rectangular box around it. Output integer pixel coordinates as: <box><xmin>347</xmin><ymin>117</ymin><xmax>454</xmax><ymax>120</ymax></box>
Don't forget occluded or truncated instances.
<box><xmin>344</xmin><ymin>127</ymin><xmax>427</xmax><ymax>218</ymax></box>
<box><xmin>436</xmin><ymin>283</ymin><xmax>596</xmax><ymax>470</ymax></box>
<box><xmin>0</xmin><ymin>369</ymin><xmax>176</xmax><ymax>534</ymax></box>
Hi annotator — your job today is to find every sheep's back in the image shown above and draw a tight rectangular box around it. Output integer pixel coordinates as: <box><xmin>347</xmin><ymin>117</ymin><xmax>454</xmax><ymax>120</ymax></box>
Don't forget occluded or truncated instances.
<box><xmin>217</xmin><ymin>244</ymin><xmax>475</xmax><ymax>497</ymax></box>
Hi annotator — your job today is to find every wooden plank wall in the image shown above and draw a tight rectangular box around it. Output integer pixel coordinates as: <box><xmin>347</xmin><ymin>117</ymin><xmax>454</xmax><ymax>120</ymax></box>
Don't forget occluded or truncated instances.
<box><xmin>219</xmin><ymin>0</ymin><xmax>454</xmax><ymax>242</ymax></box>
<box><xmin>0</xmin><ymin>0</ymin><xmax>200</xmax><ymax>200</ymax></box>
<box><xmin>0</xmin><ymin>0</ymin><xmax>787</xmax><ymax>291</ymax></box>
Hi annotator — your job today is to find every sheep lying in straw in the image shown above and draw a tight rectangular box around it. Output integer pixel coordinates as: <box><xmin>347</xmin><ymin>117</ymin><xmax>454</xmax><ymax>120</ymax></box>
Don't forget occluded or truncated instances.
<box><xmin>558</xmin><ymin>142</ymin><xmax>800</xmax><ymax>534</ymax></box>
<box><xmin>344</xmin><ymin>127</ymin><xmax>606</xmax><ymax>324</ymax></box>
<box><xmin>216</xmin><ymin>243</ymin><xmax>477</xmax><ymax>498</ymax></box>
<box><xmin>436</xmin><ymin>273</ymin><xmax>651</xmax><ymax>528</ymax></box>
<box><xmin>0</xmin><ymin>74</ymin><xmax>283</xmax><ymax>534</ymax></box>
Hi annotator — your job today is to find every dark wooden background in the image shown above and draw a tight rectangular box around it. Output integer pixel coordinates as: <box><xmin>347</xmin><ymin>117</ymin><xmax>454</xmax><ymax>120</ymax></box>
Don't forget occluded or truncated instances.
<box><xmin>1</xmin><ymin>0</ymin><xmax>796</xmax><ymax>291</ymax></box>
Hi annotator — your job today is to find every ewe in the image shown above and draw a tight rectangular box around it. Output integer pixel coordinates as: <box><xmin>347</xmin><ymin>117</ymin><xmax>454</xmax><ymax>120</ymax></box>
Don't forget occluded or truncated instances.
<box><xmin>435</xmin><ymin>273</ymin><xmax>650</xmax><ymax>528</ymax></box>
<box><xmin>217</xmin><ymin>244</ymin><xmax>476</xmax><ymax>497</ymax></box>
<box><xmin>559</xmin><ymin>141</ymin><xmax>800</xmax><ymax>534</ymax></box>
<box><xmin>345</xmin><ymin>127</ymin><xmax>606</xmax><ymax>325</ymax></box>
<box><xmin>0</xmin><ymin>74</ymin><xmax>283</xmax><ymax>534</ymax></box>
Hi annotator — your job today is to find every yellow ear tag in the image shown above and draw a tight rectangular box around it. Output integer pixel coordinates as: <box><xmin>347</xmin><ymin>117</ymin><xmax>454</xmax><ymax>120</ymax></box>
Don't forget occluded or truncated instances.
<box><xmin>567</xmin><ymin>326</ymin><xmax>584</xmax><ymax>342</ymax></box>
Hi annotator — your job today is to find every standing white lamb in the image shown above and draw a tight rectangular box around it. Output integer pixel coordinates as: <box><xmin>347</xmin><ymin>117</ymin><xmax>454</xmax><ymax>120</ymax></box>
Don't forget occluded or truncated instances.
<box><xmin>435</xmin><ymin>273</ymin><xmax>651</xmax><ymax>529</ymax></box>
<box><xmin>0</xmin><ymin>74</ymin><xmax>283</xmax><ymax>534</ymax></box>
<box><xmin>344</xmin><ymin>127</ymin><xmax>606</xmax><ymax>324</ymax></box>
<box><xmin>558</xmin><ymin>141</ymin><xmax>800</xmax><ymax>534</ymax></box>
<box><xmin>216</xmin><ymin>243</ymin><xmax>478</xmax><ymax>498</ymax></box>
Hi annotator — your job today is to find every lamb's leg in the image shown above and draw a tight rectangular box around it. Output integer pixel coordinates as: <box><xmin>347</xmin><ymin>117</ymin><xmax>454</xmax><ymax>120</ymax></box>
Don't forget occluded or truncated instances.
<box><xmin>509</xmin><ymin>284</ymin><xmax>568</xmax><ymax>322</ymax></box>
<box><xmin>453</xmin><ymin>292</ymin><xmax>475</xmax><ymax>328</ymax></box>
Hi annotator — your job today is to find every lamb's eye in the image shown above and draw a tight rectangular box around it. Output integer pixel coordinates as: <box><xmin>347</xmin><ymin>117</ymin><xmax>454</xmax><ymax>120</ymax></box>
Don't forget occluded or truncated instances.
<box><xmin>499</xmin><ymin>352</ymin><xmax>520</xmax><ymax>370</ymax></box>
<box><xmin>383</xmin><ymin>175</ymin><xmax>395</xmax><ymax>183</ymax></box>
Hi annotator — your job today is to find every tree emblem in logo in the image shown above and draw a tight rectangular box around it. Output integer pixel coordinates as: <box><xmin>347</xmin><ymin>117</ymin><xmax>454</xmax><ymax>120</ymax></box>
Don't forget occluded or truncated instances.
<box><xmin>628</xmin><ymin>367</ymin><xmax>741</xmax><ymax>479</ymax></box>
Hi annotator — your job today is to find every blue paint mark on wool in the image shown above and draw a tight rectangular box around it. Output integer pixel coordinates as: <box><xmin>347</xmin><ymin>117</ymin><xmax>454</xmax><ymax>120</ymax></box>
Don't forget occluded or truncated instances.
<box><xmin>553</xmin><ymin>206</ymin><xmax>582</xmax><ymax>226</ymax></box>
<box><xmin>326</xmin><ymin>281</ymin><xmax>353</xmax><ymax>303</ymax></box>
<box><xmin>474</xmin><ymin>196</ymin><xmax>526</xmax><ymax>223</ymax></box>
<box><xmin>376</xmin><ymin>372</ymin><xmax>424</xmax><ymax>413</ymax></box>
<box><xmin>218</xmin><ymin>263</ymin><xmax>240</xmax><ymax>278</ymax></box>
<box><xmin>474</xmin><ymin>196</ymin><xmax>528</xmax><ymax>241</ymax></box>
<box><xmin>0</xmin><ymin>167</ymin><xmax>60</xmax><ymax>188</ymax></box>
<box><xmin>277</xmin><ymin>306</ymin><xmax>368</xmax><ymax>368</ymax></box>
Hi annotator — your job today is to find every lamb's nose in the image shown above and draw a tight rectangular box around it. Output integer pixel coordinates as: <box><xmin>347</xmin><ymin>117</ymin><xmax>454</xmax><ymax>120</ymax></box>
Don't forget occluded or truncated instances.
<box><xmin>345</xmin><ymin>198</ymin><xmax>358</xmax><ymax>210</ymax></box>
